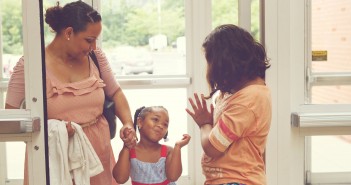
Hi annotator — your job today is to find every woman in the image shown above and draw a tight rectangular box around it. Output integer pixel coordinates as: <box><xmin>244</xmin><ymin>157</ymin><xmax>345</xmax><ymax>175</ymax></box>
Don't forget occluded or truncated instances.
<box><xmin>5</xmin><ymin>1</ymin><xmax>136</xmax><ymax>185</ymax></box>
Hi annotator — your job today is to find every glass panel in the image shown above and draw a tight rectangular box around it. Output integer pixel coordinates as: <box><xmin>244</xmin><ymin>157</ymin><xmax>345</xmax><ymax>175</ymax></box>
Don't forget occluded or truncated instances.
<box><xmin>111</xmin><ymin>88</ymin><xmax>189</xmax><ymax>175</ymax></box>
<box><xmin>5</xmin><ymin>142</ymin><xmax>26</xmax><ymax>179</ymax></box>
<box><xmin>311</xmin><ymin>135</ymin><xmax>351</xmax><ymax>173</ymax></box>
<box><xmin>311</xmin><ymin>85</ymin><xmax>351</xmax><ymax>104</ymax></box>
<box><xmin>211</xmin><ymin>0</ymin><xmax>238</xmax><ymax>29</ymax></box>
<box><xmin>1</xmin><ymin>0</ymin><xmax>23</xmax><ymax>79</ymax></box>
<box><xmin>0</xmin><ymin>0</ymin><xmax>25</xmax><ymax>183</ymax></box>
<box><xmin>311</xmin><ymin>0</ymin><xmax>351</xmax><ymax>73</ymax></box>
<box><xmin>212</xmin><ymin>0</ymin><xmax>261</xmax><ymax>42</ymax></box>
<box><xmin>251</xmin><ymin>0</ymin><xmax>260</xmax><ymax>41</ymax></box>
<box><xmin>308</xmin><ymin>0</ymin><xmax>351</xmax><ymax>104</ymax></box>
<box><xmin>101</xmin><ymin>0</ymin><xmax>186</xmax><ymax>76</ymax></box>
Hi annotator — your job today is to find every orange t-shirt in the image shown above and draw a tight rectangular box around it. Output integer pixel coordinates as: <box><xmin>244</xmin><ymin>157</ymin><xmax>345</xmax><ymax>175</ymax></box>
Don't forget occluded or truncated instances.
<box><xmin>203</xmin><ymin>85</ymin><xmax>272</xmax><ymax>185</ymax></box>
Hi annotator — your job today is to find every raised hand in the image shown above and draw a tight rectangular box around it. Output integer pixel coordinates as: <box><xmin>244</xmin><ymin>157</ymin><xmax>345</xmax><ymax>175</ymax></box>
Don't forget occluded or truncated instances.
<box><xmin>175</xmin><ymin>134</ymin><xmax>191</xmax><ymax>148</ymax></box>
<box><xmin>186</xmin><ymin>93</ymin><xmax>214</xmax><ymax>128</ymax></box>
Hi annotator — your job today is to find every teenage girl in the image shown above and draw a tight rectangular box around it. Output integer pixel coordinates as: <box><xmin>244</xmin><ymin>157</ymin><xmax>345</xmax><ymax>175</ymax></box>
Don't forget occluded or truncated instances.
<box><xmin>113</xmin><ymin>106</ymin><xmax>191</xmax><ymax>185</ymax></box>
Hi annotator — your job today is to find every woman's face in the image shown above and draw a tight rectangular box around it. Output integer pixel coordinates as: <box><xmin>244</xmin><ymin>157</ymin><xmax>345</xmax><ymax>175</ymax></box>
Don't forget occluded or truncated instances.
<box><xmin>138</xmin><ymin>108</ymin><xmax>169</xmax><ymax>142</ymax></box>
<box><xmin>67</xmin><ymin>22</ymin><xmax>102</xmax><ymax>59</ymax></box>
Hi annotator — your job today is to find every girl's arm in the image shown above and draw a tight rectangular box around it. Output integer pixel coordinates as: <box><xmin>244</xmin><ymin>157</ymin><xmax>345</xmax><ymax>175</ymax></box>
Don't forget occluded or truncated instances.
<box><xmin>199</xmin><ymin>124</ymin><xmax>223</xmax><ymax>158</ymax></box>
<box><xmin>165</xmin><ymin>134</ymin><xmax>191</xmax><ymax>181</ymax></box>
<box><xmin>113</xmin><ymin>146</ymin><xmax>131</xmax><ymax>184</ymax></box>
<box><xmin>186</xmin><ymin>93</ymin><xmax>223</xmax><ymax>158</ymax></box>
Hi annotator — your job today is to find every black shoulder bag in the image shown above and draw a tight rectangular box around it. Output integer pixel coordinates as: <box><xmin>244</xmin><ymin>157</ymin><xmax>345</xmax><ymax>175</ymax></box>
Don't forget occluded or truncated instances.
<box><xmin>90</xmin><ymin>51</ymin><xmax>117</xmax><ymax>140</ymax></box>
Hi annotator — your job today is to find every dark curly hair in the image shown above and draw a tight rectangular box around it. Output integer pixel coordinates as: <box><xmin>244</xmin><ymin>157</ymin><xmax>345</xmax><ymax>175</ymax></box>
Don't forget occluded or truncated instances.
<box><xmin>45</xmin><ymin>0</ymin><xmax>101</xmax><ymax>34</ymax></box>
<box><xmin>202</xmin><ymin>24</ymin><xmax>270</xmax><ymax>98</ymax></box>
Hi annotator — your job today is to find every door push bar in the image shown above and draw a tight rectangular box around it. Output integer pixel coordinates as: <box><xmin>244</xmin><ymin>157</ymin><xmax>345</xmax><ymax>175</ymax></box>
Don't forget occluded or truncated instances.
<box><xmin>0</xmin><ymin>117</ymin><xmax>40</xmax><ymax>134</ymax></box>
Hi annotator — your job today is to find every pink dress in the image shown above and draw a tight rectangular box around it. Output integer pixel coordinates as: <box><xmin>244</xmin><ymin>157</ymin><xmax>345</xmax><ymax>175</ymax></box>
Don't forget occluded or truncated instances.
<box><xmin>6</xmin><ymin>48</ymin><xmax>120</xmax><ymax>185</ymax></box>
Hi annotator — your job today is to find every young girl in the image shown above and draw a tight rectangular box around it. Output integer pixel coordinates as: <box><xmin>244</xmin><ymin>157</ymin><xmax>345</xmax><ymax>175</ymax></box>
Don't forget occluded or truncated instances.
<box><xmin>113</xmin><ymin>106</ymin><xmax>191</xmax><ymax>185</ymax></box>
<box><xmin>186</xmin><ymin>24</ymin><xmax>272</xmax><ymax>185</ymax></box>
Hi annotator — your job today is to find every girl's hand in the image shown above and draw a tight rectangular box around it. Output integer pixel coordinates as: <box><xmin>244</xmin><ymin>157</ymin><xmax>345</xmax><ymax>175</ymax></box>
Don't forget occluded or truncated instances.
<box><xmin>120</xmin><ymin>125</ymin><xmax>137</xmax><ymax>148</ymax></box>
<box><xmin>186</xmin><ymin>93</ymin><xmax>214</xmax><ymax>128</ymax></box>
<box><xmin>175</xmin><ymin>134</ymin><xmax>191</xmax><ymax>148</ymax></box>
<box><xmin>66</xmin><ymin>121</ymin><xmax>75</xmax><ymax>138</ymax></box>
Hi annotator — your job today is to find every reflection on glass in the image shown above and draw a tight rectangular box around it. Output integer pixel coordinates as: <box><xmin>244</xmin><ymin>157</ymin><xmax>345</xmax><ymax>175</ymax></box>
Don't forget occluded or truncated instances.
<box><xmin>111</xmin><ymin>88</ymin><xmax>189</xmax><ymax>175</ymax></box>
<box><xmin>101</xmin><ymin>0</ymin><xmax>186</xmax><ymax>76</ymax></box>
<box><xmin>311</xmin><ymin>135</ymin><xmax>351</xmax><ymax>173</ymax></box>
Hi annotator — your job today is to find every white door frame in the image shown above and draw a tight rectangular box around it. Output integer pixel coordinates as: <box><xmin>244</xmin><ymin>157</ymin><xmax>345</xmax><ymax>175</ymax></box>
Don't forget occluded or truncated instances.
<box><xmin>0</xmin><ymin>0</ymin><xmax>47</xmax><ymax>185</ymax></box>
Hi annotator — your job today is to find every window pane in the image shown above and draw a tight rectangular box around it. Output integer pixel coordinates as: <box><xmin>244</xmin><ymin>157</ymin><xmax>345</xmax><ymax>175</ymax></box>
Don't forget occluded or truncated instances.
<box><xmin>311</xmin><ymin>0</ymin><xmax>351</xmax><ymax>73</ymax></box>
<box><xmin>5</xmin><ymin>142</ymin><xmax>26</xmax><ymax>179</ymax></box>
<box><xmin>0</xmin><ymin>0</ymin><xmax>25</xmax><ymax>183</ymax></box>
<box><xmin>1</xmin><ymin>0</ymin><xmax>23</xmax><ymax>79</ymax></box>
<box><xmin>212</xmin><ymin>0</ymin><xmax>261</xmax><ymax>42</ymax></box>
<box><xmin>251</xmin><ymin>0</ymin><xmax>260</xmax><ymax>41</ymax></box>
<box><xmin>212</xmin><ymin>0</ymin><xmax>238</xmax><ymax>29</ymax></box>
<box><xmin>311</xmin><ymin>85</ymin><xmax>351</xmax><ymax>104</ymax></box>
<box><xmin>101</xmin><ymin>0</ymin><xmax>186</xmax><ymax>76</ymax></box>
<box><xmin>111</xmin><ymin>88</ymin><xmax>189</xmax><ymax>175</ymax></box>
<box><xmin>311</xmin><ymin>135</ymin><xmax>351</xmax><ymax>173</ymax></box>
<box><xmin>308</xmin><ymin>0</ymin><xmax>351</xmax><ymax>104</ymax></box>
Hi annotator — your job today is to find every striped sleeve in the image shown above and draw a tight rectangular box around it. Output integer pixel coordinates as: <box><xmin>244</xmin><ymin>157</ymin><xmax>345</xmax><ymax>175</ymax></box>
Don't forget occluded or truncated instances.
<box><xmin>209</xmin><ymin>105</ymin><xmax>256</xmax><ymax>152</ymax></box>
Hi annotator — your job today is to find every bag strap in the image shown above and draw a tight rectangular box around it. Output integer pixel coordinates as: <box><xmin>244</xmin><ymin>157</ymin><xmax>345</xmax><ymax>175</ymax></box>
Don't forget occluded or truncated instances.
<box><xmin>89</xmin><ymin>51</ymin><xmax>101</xmax><ymax>76</ymax></box>
<box><xmin>90</xmin><ymin>51</ymin><xmax>111</xmax><ymax>100</ymax></box>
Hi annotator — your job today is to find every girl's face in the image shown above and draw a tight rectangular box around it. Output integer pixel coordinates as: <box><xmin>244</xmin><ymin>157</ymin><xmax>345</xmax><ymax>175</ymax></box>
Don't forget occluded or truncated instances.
<box><xmin>66</xmin><ymin>22</ymin><xmax>102</xmax><ymax>59</ymax></box>
<box><xmin>138</xmin><ymin>108</ymin><xmax>169</xmax><ymax>142</ymax></box>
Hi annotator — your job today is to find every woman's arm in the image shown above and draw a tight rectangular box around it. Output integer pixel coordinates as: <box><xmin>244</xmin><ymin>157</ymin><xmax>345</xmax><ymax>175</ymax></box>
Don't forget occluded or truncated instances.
<box><xmin>113</xmin><ymin>146</ymin><xmax>131</xmax><ymax>184</ymax></box>
<box><xmin>94</xmin><ymin>48</ymin><xmax>137</xmax><ymax>147</ymax></box>
<box><xmin>165</xmin><ymin>134</ymin><xmax>191</xmax><ymax>181</ymax></box>
<box><xmin>112</xmin><ymin>88</ymin><xmax>137</xmax><ymax>148</ymax></box>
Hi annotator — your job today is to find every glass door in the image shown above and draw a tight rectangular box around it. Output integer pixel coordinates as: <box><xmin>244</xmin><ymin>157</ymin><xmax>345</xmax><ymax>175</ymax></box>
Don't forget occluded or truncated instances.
<box><xmin>292</xmin><ymin>0</ymin><xmax>351</xmax><ymax>184</ymax></box>
<box><xmin>306</xmin><ymin>0</ymin><xmax>351</xmax><ymax>183</ymax></box>
<box><xmin>95</xmin><ymin>0</ymin><xmax>264</xmax><ymax>184</ymax></box>
<box><xmin>0</xmin><ymin>0</ymin><xmax>48</xmax><ymax>185</ymax></box>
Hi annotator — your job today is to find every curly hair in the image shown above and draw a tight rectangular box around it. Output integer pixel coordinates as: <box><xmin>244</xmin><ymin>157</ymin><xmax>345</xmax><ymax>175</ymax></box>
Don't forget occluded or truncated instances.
<box><xmin>202</xmin><ymin>24</ymin><xmax>270</xmax><ymax>97</ymax></box>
